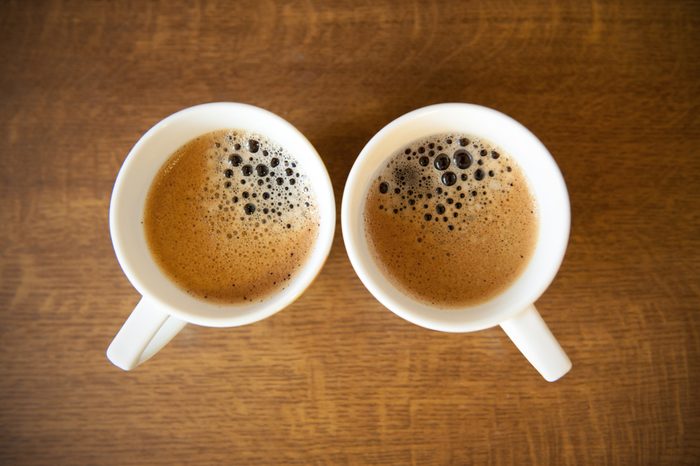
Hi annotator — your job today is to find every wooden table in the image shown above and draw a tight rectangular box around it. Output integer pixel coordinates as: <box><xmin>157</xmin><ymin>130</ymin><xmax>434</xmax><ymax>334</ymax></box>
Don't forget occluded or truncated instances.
<box><xmin>1</xmin><ymin>1</ymin><xmax>698</xmax><ymax>464</ymax></box>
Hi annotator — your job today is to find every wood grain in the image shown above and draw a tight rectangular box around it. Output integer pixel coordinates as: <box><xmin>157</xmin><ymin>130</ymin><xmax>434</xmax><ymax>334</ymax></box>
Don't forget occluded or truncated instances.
<box><xmin>1</xmin><ymin>0</ymin><xmax>699</xmax><ymax>464</ymax></box>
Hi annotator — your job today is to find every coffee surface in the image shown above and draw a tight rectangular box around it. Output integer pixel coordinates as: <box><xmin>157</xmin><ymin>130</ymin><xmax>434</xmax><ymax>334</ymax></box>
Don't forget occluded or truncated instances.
<box><xmin>364</xmin><ymin>134</ymin><xmax>537</xmax><ymax>307</ymax></box>
<box><xmin>144</xmin><ymin>130</ymin><xmax>319</xmax><ymax>304</ymax></box>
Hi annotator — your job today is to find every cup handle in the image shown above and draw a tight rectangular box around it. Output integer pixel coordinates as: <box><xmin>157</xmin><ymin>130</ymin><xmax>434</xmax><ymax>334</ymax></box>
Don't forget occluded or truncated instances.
<box><xmin>500</xmin><ymin>304</ymin><xmax>571</xmax><ymax>382</ymax></box>
<box><xmin>106</xmin><ymin>297</ymin><xmax>187</xmax><ymax>371</ymax></box>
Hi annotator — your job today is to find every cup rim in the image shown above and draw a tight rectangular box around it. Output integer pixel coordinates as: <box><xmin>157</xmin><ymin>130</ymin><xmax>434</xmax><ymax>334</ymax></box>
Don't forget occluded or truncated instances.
<box><xmin>341</xmin><ymin>103</ymin><xmax>570</xmax><ymax>332</ymax></box>
<box><xmin>110</xmin><ymin>102</ymin><xmax>335</xmax><ymax>327</ymax></box>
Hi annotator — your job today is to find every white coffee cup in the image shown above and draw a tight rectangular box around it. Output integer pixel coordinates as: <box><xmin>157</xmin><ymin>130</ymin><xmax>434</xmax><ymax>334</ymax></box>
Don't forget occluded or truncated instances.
<box><xmin>341</xmin><ymin>103</ymin><xmax>571</xmax><ymax>382</ymax></box>
<box><xmin>107</xmin><ymin>103</ymin><xmax>335</xmax><ymax>370</ymax></box>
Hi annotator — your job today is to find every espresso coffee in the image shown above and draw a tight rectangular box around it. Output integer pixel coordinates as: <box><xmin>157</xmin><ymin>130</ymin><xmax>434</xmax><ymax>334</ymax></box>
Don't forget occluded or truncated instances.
<box><xmin>144</xmin><ymin>130</ymin><xmax>319</xmax><ymax>304</ymax></box>
<box><xmin>364</xmin><ymin>134</ymin><xmax>537</xmax><ymax>307</ymax></box>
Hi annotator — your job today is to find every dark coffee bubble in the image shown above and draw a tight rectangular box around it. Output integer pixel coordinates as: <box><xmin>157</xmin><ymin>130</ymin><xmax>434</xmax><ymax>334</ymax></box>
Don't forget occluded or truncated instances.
<box><xmin>229</xmin><ymin>154</ymin><xmax>243</xmax><ymax>166</ymax></box>
<box><xmin>289</xmin><ymin>179</ymin><xmax>296</xmax><ymax>185</ymax></box>
<box><xmin>507</xmin><ymin>166</ymin><xmax>512</xmax><ymax>172</ymax></box>
<box><xmin>443</xmin><ymin>216</ymin><xmax>448</xmax><ymax>222</ymax></box>
<box><xmin>428</xmin><ymin>142</ymin><xmax>435</xmax><ymax>149</ymax></box>
<box><xmin>448</xmin><ymin>225</ymin><xmax>454</xmax><ymax>231</ymax></box>
<box><xmin>424</xmin><ymin>213</ymin><xmax>432</xmax><ymax>221</ymax></box>
<box><xmin>436</xmin><ymin>204</ymin><xmax>446</xmax><ymax>215</ymax></box>
<box><xmin>435</xmin><ymin>187</ymin><xmax>443</xmax><ymax>194</ymax></box>
<box><xmin>461</xmin><ymin>173</ymin><xmax>468</xmax><ymax>181</ymax></box>
<box><xmin>488</xmin><ymin>170</ymin><xmax>495</xmax><ymax>177</ymax></box>
<box><xmin>459</xmin><ymin>137</ymin><xmax>469</xmax><ymax>147</ymax></box>
<box><xmin>434</xmin><ymin>154</ymin><xmax>450</xmax><ymax>170</ymax></box>
<box><xmin>404</xmin><ymin>148</ymin><xmax>411</xmax><ymax>155</ymax></box>
<box><xmin>480</xmin><ymin>149</ymin><xmax>487</xmax><ymax>157</ymax></box>
<box><xmin>257</xmin><ymin>179</ymin><xmax>264</xmax><ymax>186</ymax></box>
<box><xmin>441</xmin><ymin>171</ymin><xmax>457</xmax><ymax>186</ymax></box>
<box><xmin>224</xmin><ymin>169</ymin><xmax>233</xmax><ymax>178</ymax></box>
<box><xmin>475</xmin><ymin>169</ymin><xmax>485</xmax><ymax>180</ymax></box>
<box><xmin>492</xmin><ymin>151</ymin><xmax>500</xmax><ymax>159</ymax></box>
<box><xmin>224</xmin><ymin>181</ymin><xmax>231</xmax><ymax>188</ymax></box>
<box><xmin>276</xmin><ymin>177</ymin><xmax>284</xmax><ymax>185</ymax></box>
<box><xmin>248</xmin><ymin>140</ymin><xmax>260</xmax><ymax>153</ymax></box>
<box><xmin>271</xmin><ymin>158</ymin><xmax>280</xmax><ymax>167</ymax></box>
<box><xmin>419</xmin><ymin>156</ymin><xmax>429</xmax><ymax>167</ymax></box>
<box><xmin>453</xmin><ymin>150</ymin><xmax>472</xmax><ymax>169</ymax></box>
<box><xmin>285</xmin><ymin>168</ymin><xmax>293</xmax><ymax>176</ymax></box>
<box><xmin>244</xmin><ymin>203</ymin><xmax>256</xmax><ymax>215</ymax></box>
<box><xmin>215</xmin><ymin>142</ymin><xmax>221</xmax><ymax>148</ymax></box>
<box><xmin>446</xmin><ymin>198</ymin><xmax>454</xmax><ymax>204</ymax></box>
<box><xmin>471</xmin><ymin>190</ymin><xmax>478</xmax><ymax>196</ymax></box>
<box><xmin>426</xmin><ymin>193</ymin><xmax>432</xmax><ymax>199</ymax></box>
<box><xmin>263</xmin><ymin>208</ymin><xmax>269</xmax><ymax>214</ymax></box>
<box><xmin>478</xmin><ymin>159</ymin><xmax>484</xmax><ymax>166</ymax></box>
<box><xmin>234</xmin><ymin>143</ymin><xmax>241</xmax><ymax>150</ymax></box>
<box><xmin>409</xmin><ymin>199</ymin><xmax>416</xmax><ymax>205</ymax></box>
<box><xmin>446</xmin><ymin>138</ymin><xmax>452</xmax><ymax>144</ymax></box>
<box><xmin>242</xmin><ymin>191</ymin><xmax>249</xmax><ymax>198</ymax></box>
<box><xmin>232</xmin><ymin>196</ymin><xmax>239</xmax><ymax>203</ymax></box>
<box><xmin>455</xmin><ymin>202</ymin><xmax>462</xmax><ymax>209</ymax></box>
<box><xmin>256</xmin><ymin>164</ymin><xmax>269</xmax><ymax>176</ymax></box>
<box><xmin>394</xmin><ymin>187</ymin><xmax>401</xmax><ymax>194</ymax></box>
<box><xmin>379</xmin><ymin>182</ymin><xmax>389</xmax><ymax>194</ymax></box>
<box><xmin>263</xmin><ymin>192</ymin><xmax>270</xmax><ymax>200</ymax></box>
<box><xmin>418</xmin><ymin>147</ymin><xmax>425</xmax><ymax>154</ymax></box>
<box><xmin>242</xmin><ymin>165</ymin><xmax>253</xmax><ymax>176</ymax></box>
